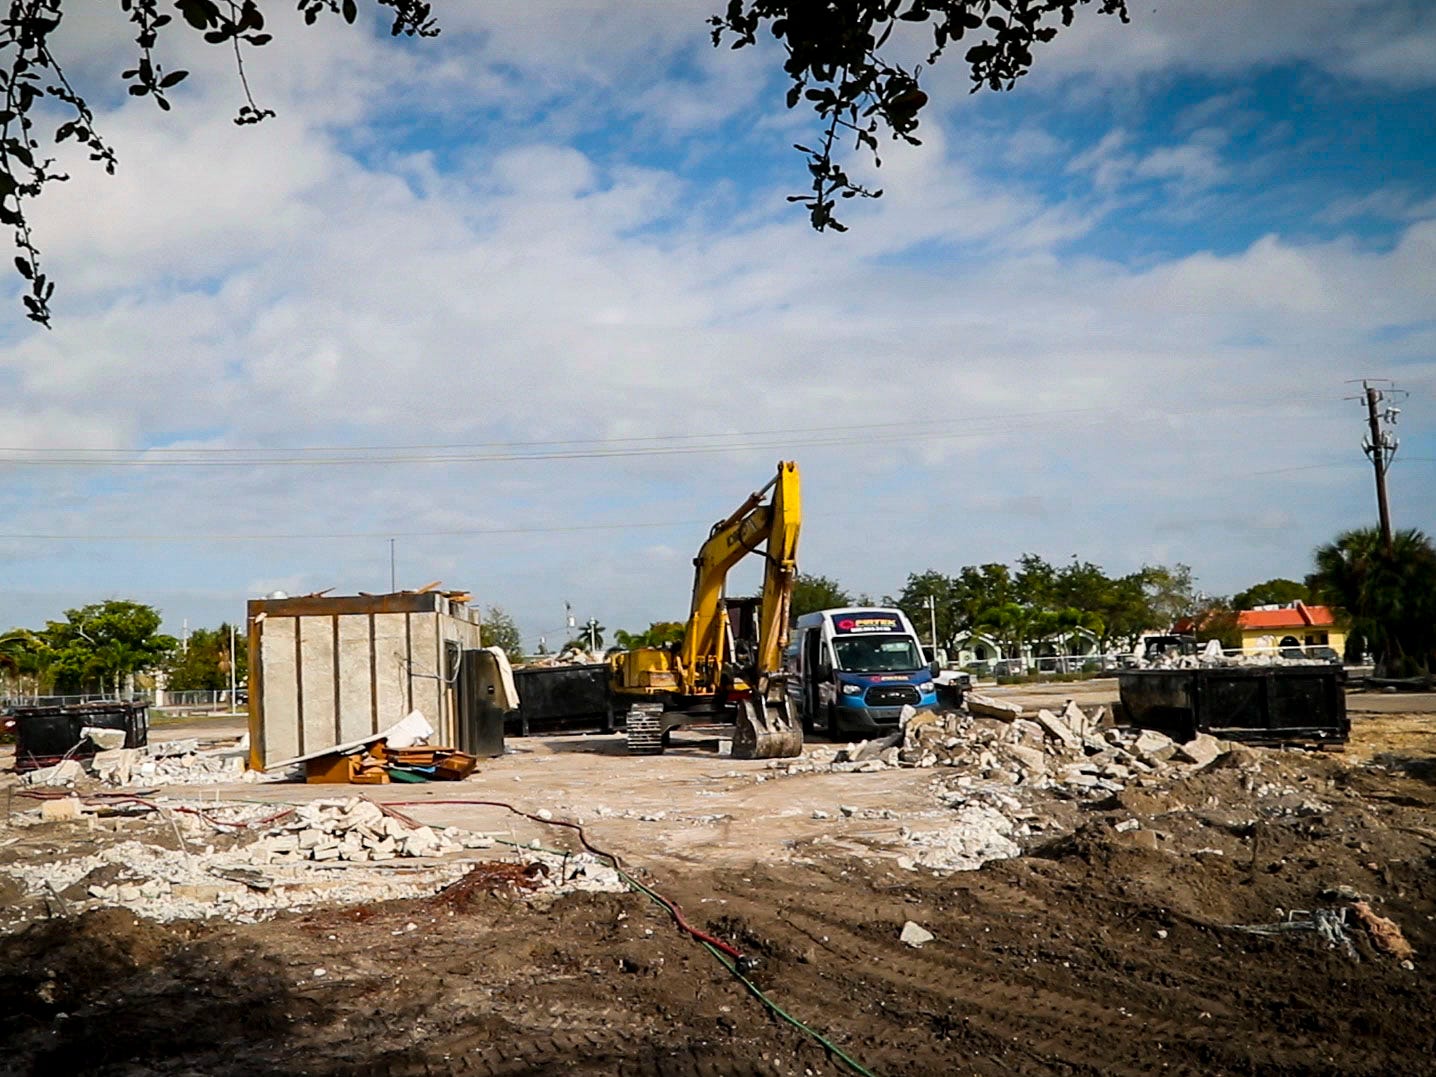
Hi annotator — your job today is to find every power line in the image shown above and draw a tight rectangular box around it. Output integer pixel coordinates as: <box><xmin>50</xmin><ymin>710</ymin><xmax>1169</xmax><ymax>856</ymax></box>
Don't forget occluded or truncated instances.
<box><xmin>0</xmin><ymin>394</ymin><xmax>1343</xmax><ymax>469</ymax></box>
<box><xmin>0</xmin><ymin>421</ymin><xmax>1105</xmax><ymax>468</ymax></box>
<box><xmin>0</xmin><ymin>518</ymin><xmax>719</xmax><ymax>543</ymax></box>
<box><xmin>0</xmin><ymin>407</ymin><xmax>1109</xmax><ymax>456</ymax></box>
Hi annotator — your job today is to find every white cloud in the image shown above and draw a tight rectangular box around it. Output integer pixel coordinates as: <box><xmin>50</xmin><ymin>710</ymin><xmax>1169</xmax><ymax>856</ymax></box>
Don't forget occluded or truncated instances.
<box><xmin>1032</xmin><ymin>0</ymin><xmax>1436</xmax><ymax>90</ymax></box>
<box><xmin>0</xmin><ymin>2</ymin><xmax>1432</xmax><ymax>644</ymax></box>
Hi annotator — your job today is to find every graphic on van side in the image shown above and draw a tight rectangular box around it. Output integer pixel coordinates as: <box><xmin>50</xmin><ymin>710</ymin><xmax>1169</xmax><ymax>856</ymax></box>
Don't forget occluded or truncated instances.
<box><xmin>831</xmin><ymin>612</ymin><xmax>902</xmax><ymax>635</ymax></box>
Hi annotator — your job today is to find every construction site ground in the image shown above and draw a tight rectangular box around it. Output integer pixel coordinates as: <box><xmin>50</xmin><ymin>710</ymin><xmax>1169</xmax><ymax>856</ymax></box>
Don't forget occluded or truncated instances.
<box><xmin>4</xmin><ymin>682</ymin><xmax>1436</xmax><ymax>1076</ymax></box>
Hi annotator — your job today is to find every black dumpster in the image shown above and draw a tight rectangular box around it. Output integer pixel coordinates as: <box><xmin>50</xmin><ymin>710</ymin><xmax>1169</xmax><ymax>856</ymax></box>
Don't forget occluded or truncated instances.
<box><xmin>1119</xmin><ymin>666</ymin><xmax>1347</xmax><ymax>745</ymax></box>
<box><xmin>510</xmin><ymin>663</ymin><xmax>617</xmax><ymax>736</ymax></box>
<box><xmin>9</xmin><ymin>701</ymin><xmax>150</xmax><ymax>771</ymax></box>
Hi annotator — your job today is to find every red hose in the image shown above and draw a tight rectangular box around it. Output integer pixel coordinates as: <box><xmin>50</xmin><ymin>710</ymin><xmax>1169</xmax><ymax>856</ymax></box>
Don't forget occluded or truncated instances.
<box><xmin>15</xmin><ymin>788</ymin><xmax>294</xmax><ymax>829</ymax></box>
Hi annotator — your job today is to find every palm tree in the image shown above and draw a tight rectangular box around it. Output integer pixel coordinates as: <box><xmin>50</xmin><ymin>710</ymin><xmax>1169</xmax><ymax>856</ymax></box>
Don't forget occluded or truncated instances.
<box><xmin>0</xmin><ymin>630</ymin><xmax>48</xmax><ymax>697</ymax></box>
<box><xmin>1308</xmin><ymin>527</ymin><xmax>1436</xmax><ymax>675</ymax></box>
<box><xmin>974</xmin><ymin>603</ymin><xmax>1035</xmax><ymax>670</ymax></box>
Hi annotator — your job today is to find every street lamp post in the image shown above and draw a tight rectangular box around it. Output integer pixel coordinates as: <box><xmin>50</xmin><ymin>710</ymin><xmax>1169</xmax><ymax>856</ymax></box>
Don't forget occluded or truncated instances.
<box><xmin>228</xmin><ymin>621</ymin><xmax>238</xmax><ymax>715</ymax></box>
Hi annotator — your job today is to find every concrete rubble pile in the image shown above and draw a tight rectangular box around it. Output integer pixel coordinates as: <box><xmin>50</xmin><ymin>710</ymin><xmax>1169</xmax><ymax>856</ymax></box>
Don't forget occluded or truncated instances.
<box><xmin>1135</xmin><ymin>645</ymin><xmax>1336</xmax><ymax>670</ymax></box>
<box><xmin>243</xmin><ymin>798</ymin><xmax>489</xmax><ymax>864</ymax></box>
<box><xmin>22</xmin><ymin>738</ymin><xmax>255</xmax><ymax>788</ymax></box>
<box><xmin>522</xmin><ymin>647</ymin><xmax>603</xmax><ymax>668</ymax></box>
<box><xmin>765</xmin><ymin>695</ymin><xmax>1232</xmax><ymax>875</ymax></box>
<box><xmin>769</xmin><ymin>697</ymin><xmax>1229</xmax><ymax>798</ymax></box>
<box><xmin>1</xmin><ymin>795</ymin><xmax>624</xmax><ymax>927</ymax></box>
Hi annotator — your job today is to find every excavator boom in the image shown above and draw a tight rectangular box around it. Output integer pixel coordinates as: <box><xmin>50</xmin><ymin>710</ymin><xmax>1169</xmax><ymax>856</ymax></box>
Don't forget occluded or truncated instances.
<box><xmin>684</xmin><ymin>461</ymin><xmax>802</xmax><ymax>758</ymax></box>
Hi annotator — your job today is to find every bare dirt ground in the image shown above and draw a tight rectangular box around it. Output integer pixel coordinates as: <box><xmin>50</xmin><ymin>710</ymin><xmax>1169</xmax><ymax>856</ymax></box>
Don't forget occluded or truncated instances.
<box><xmin>3</xmin><ymin>684</ymin><xmax>1436</xmax><ymax>1076</ymax></box>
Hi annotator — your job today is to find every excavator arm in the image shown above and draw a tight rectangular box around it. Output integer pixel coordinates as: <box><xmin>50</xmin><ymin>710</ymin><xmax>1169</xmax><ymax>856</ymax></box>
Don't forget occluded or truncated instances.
<box><xmin>677</xmin><ymin>461</ymin><xmax>803</xmax><ymax>758</ymax></box>
<box><xmin>679</xmin><ymin>461</ymin><xmax>801</xmax><ymax>689</ymax></box>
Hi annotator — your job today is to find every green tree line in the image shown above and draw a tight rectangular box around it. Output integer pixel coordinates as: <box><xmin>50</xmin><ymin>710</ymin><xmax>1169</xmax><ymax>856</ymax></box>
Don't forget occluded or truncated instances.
<box><xmin>1</xmin><ymin>600</ymin><xmax>185</xmax><ymax>695</ymax></box>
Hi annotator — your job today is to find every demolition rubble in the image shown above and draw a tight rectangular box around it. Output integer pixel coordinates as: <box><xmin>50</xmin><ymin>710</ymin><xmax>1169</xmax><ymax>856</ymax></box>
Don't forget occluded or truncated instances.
<box><xmin>21</xmin><ymin>738</ymin><xmax>253</xmax><ymax>788</ymax></box>
<box><xmin>768</xmin><ymin>695</ymin><xmax>1227</xmax><ymax>791</ymax></box>
<box><xmin>0</xmin><ymin>794</ymin><xmax>625</xmax><ymax>929</ymax></box>
<box><xmin>763</xmin><ymin>694</ymin><xmax>1234</xmax><ymax>872</ymax></box>
<box><xmin>1133</xmin><ymin>638</ymin><xmax>1340</xmax><ymax>669</ymax></box>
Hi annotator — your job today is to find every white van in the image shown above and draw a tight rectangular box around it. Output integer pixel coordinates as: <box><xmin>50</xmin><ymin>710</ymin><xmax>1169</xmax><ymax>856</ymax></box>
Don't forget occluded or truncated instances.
<box><xmin>786</xmin><ymin>607</ymin><xmax>939</xmax><ymax>736</ymax></box>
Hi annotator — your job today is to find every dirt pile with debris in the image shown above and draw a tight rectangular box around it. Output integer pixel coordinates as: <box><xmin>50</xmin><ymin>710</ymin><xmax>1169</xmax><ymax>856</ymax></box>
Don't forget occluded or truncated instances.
<box><xmin>0</xmin><ymin>794</ymin><xmax>624</xmax><ymax>928</ymax></box>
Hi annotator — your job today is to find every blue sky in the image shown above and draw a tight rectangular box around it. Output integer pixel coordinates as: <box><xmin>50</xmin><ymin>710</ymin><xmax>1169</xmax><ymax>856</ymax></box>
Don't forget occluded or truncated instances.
<box><xmin>0</xmin><ymin>0</ymin><xmax>1432</xmax><ymax>648</ymax></box>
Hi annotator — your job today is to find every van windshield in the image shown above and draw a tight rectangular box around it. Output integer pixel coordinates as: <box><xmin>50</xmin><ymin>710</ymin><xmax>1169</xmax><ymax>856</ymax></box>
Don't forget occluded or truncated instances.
<box><xmin>833</xmin><ymin>634</ymin><xmax>923</xmax><ymax>673</ymax></box>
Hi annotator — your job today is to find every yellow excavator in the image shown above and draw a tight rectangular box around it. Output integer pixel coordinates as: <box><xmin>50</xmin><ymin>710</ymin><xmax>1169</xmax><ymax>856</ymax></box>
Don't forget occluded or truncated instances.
<box><xmin>609</xmin><ymin>460</ymin><xmax>803</xmax><ymax>759</ymax></box>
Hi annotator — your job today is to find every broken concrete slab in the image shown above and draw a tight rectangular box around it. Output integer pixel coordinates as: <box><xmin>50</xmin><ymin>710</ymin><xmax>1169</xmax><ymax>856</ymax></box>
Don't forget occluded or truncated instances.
<box><xmin>92</xmin><ymin>747</ymin><xmax>140</xmax><ymax>785</ymax></box>
<box><xmin>81</xmin><ymin>726</ymin><xmax>127</xmax><ymax>751</ymax></box>
<box><xmin>1034</xmin><ymin>709</ymin><xmax>1083</xmax><ymax>750</ymax></box>
<box><xmin>40</xmin><ymin>797</ymin><xmax>83</xmax><ymax>822</ymax></box>
<box><xmin>965</xmin><ymin>693</ymin><xmax>1023</xmax><ymax>721</ymax></box>
<box><xmin>1133</xmin><ymin>730</ymin><xmax>1176</xmax><ymax>759</ymax></box>
<box><xmin>900</xmin><ymin>921</ymin><xmax>935</xmax><ymax>947</ymax></box>
<box><xmin>1006</xmin><ymin>745</ymin><xmax>1048</xmax><ymax>774</ymax></box>
<box><xmin>145</xmin><ymin>738</ymin><xmax>200</xmax><ymax>759</ymax></box>
<box><xmin>1060</xmin><ymin>700</ymin><xmax>1094</xmax><ymax>739</ymax></box>
<box><xmin>23</xmin><ymin>759</ymin><xmax>84</xmax><ymax>787</ymax></box>
<box><xmin>1174</xmin><ymin>733</ymin><xmax>1225</xmax><ymax>769</ymax></box>
<box><xmin>848</xmin><ymin>731</ymin><xmax>903</xmax><ymax>762</ymax></box>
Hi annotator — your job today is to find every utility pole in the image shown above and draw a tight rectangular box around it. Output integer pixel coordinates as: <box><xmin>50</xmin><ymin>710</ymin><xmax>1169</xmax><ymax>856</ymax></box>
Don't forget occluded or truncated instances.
<box><xmin>389</xmin><ymin>538</ymin><xmax>397</xmax><ymax>593</ymax></box>
<box><xmin>926</xmin><ymin>594</ymin><xmax>938</xmax><ymax>652</ymax></box>
<box><xmin>1355</xmin><ymin>380</ymin><xmax>1406</xmax><ymax>554</ymax></box>
<box><xmin>587</xmin><ymin>618</ymin><xmax>598</xmax><ymax>654</ymax></box>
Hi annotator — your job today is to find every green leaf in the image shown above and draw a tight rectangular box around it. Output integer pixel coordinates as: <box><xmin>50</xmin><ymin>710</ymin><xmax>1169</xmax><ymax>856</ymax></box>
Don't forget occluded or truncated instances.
<box><xmin>14</xmin><ymin>256</ymin><xmax>32</xmax><ymax>279</ymax></box>
<box><xmin>342</xmin><ymin>0</ymin><xmax>358</xmax><ymax>24</ymax></box>
<box><xmin>177</xmin><ymin>0</ymin><xmax>221</xmax><ymax>30</ymax></box>
<box><xmin>159</xmin><ymin>70</ymin><xmax>189</xmax><ymax>89</ymax></box>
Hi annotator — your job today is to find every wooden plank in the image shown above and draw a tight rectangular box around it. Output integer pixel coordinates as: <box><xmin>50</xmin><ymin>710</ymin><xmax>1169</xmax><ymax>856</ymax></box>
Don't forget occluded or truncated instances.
<box><xmin>249</xmin><ymin>593</ymin><xmax>445</xmax><ymax>619</ymax></box>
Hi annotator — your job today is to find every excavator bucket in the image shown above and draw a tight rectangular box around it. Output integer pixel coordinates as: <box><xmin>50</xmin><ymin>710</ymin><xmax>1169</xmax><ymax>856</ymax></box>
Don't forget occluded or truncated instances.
<box><xmin>732</xmin><ymin>695</ymin><xmax>803</xmax><ymax>760</ymax></box>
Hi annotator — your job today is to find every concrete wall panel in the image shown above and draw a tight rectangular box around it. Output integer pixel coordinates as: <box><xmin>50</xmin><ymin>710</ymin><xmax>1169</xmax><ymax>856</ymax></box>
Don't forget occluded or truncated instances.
<box><xmin>259</xmin><ymin>616</ymin><xmax>299</xmax><ymax>766</ymax></box>
<box><xmin>299</xmin><ymin>616</ymin><xmax>338</xmax><ymax>754</ymax></box>
<box><xmin>372</xmin><ymin>612</ymin><xmax>410</xmax><ymax>727</ymax></box>
<box><xmin>337</xmin><ymin>615</ymin><xmax>374</xmax><ymax>743</ymax></box>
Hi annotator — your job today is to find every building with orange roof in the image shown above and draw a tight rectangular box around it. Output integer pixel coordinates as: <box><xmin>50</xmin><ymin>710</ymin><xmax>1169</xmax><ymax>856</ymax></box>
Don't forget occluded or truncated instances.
<box><xmin>1235</xmin><ymin>601</ymin><xmax>1345</xmax><ymax>656</ymax></box>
